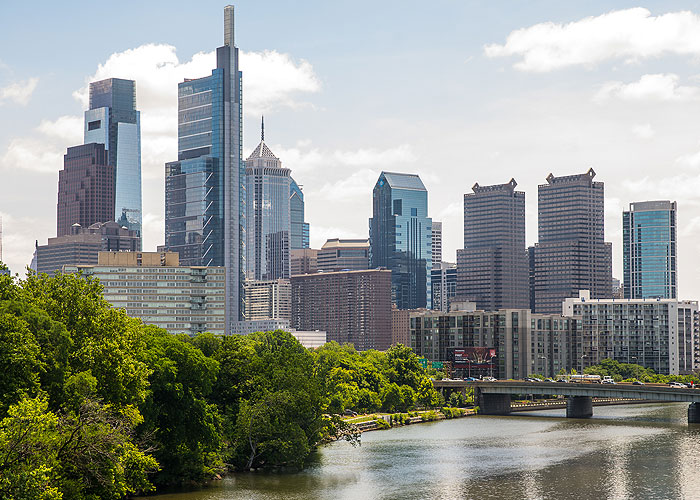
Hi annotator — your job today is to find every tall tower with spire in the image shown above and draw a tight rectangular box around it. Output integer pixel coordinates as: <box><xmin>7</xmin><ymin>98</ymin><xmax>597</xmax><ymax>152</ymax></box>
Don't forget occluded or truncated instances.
<box><xmin>164</xmin><ymin>5</ymin><xmax>244</xmax><ymax>330</ymax></box>
<box><xmin>245</xmin><ymin>118</ymin><xmax>291</xmax><ymax>280</ymax></box>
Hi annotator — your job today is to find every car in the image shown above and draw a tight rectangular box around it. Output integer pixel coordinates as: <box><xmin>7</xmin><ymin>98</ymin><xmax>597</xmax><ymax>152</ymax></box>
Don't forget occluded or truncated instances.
<box><xmin>482</xmin><ymin>376</ymin><xmax>497</xmax><ymax>382</ymax></box>
<box><xmin>557</xmin><ymin>378</ymin><xmax>569</xmax><ymax>383</ymax></box>
<box><xmin>463</xmin><ymin>377</ymin><xmax>478</xmax><ymax>382</ymax></box>
<box><xmin>669</xmin><ymin>382</ymin><xmax>687</xmax><ymax>388</ymax></box>
<box><xmin>632</xmin><ymin>380</ymin><xmax>645</xmax><ymax>385</ymax></box>
<box><xmin>525</xmin><ymin>377</ymin><xmax>540</xmax><ymax>382</ymax></box>
<box><xmin>544</xmin><ymin>378</ymin><xmax>556</xmax><ymax>383</ymax></box>
<box><xmin>602</xmin><ymin>380</ymin><xmax>616</xmax><ymax>384</ymax></box>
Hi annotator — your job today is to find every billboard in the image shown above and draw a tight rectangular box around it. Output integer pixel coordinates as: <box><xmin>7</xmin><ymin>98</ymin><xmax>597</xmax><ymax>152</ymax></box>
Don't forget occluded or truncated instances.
<box><xmin>450</xmin><ymin>347</ymin><xmax>496</xmax><ymax>367</ymax></box>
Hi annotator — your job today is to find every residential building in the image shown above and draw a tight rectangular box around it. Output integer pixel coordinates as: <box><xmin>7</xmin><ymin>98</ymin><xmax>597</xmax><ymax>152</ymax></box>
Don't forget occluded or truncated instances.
<box><xmin>527</xmin><ymin>246</ymin><xmax>536</xmax><ymax>311</ymax></box>
<box><xmin>231</xmin><ymin>319</ymin><xmax>290</xmax><ymax>335</ymax></box>
<box><xmin>431</xmin><ymin>263</ymin><xmax>457</xmax><ymax>312</ymax></box>
<box><xmin>411</xmin><ymin>307</ymin><xmax>576</xmax><ymax>379</ymax></box>
<box><xmin>35</xmin><ymin>221</ymin><xmax>139</xmax><ymax>276</ymax></box>
<box><xmin>164</xmin><ymin>6</ymin><xmax>245</xmax><ymax>329</ymax></box>
<box><xmin>369</xmin><ymin>172</ymin><xmax>432</xmax><ymax>309</ymax></box>
<box><xmin>533</xmin><ymin>169</ymin><xmax>613</xmax><ymax>313</ymax></box>
<box><xmin>64</xmin><ymin>252</ymin><xmax>226</xmax><ymax>335</ymax></box>
<box><xmin>290</xmin><ymin>178</ymin><xmax>309</xmax><ymax>250</ymax></box>
<box><xmin>457</xmin><ymin>179</ymin><xmax>528</xmax><ymax>311</ymax></box>
<box><xmin>290</xmin><ymin>248</ymin><xmax>318</xmax><ymax>275</ymax></box>
<box><xmin>244</xmin><ymin>278</ymin><xmax>292</xmax><ymax>323</ymax></box>
<box><xmin>83</xmin><ymin>78</ymin><xmax>142</xmax><ymax>241</ymax></box>
<box><xmin>317</xmin><ymin>238</ymin><xmax>369</xmax><ymax>271</ymax></box>
<box><xmin>291</xmin><ymin>269</ymin><xmax>392</xmax><ymax>351</ymax></box>
<box><xmin>623</xmin><ymin>200</ymin><xmax>677</xmax><ymax>299</ymax></box>
<box><xmin>612</xmin><ymin>278</ymin><xmax>624</xmax><ymax>299</ymax></box>
<box><xmin>57</xmin><ymin>143</ymin><xmax>115</xmax><ymax>238</ymax></box>
<box><xmin>563</xmin><ymin>290</ymin><xmax>698</xmax><ymax>375</ymax></box>
<box><xmin>432</xmin><ymin>221</ymin><xmax>442</xmax><ymax>269</ymax></box>
<box><xmin>392</xmin><ymin>306</ymin><xmax>411</xmax><ymax>346</ymax></box>
<box><xmin>245</xmin><ymin>120</ymin><xmax>291</xmax><ymax>280</ymax></box>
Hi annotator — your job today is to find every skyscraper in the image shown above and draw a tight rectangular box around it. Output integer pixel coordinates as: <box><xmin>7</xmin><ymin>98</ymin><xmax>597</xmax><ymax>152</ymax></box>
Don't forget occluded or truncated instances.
<box><xmin>317</xmin><ymin>238</ymin><xmax>369</xmax><ymax>271</ymax></box>
<box><xmin>431</xmin><ymin>221</ymin><xmax>442</xmax><ymax>268</ymax></box>
<box><xmin>84</xmin><ymin>78</ymin><xmax>142</xmax><ymax>242</ymax></box>
<box><xmin>245</xmin><ymin>119</ymin><xmax>291</xmax><ymax>280</ymax></box>
<box><xmin>533</xmin><ymin>168</ymin><xmax>612</xmax><ymax>313</ymax></box>
<box><xmin>456</xmin><ymin>179</ymin><xmax>528</xmax><ymax>310</ymax></box>
<box><xmin>290</xmin><ymin>178</ymin><xmax>309</xmax><ymax>250</ymax></box>
<box><xmin>164</xmin><ymin>5</ymin><xmax>245</xmax><ymax>328</ymax></box>
<box><xmin>623</xmin><ymin>200</ymin><xmax>677</xmax><ymax>299</ymax></box>
<box><xmin>369</xmin><ymin>172</ymin><xmax>432</xmax><ymax>309</ymax></box>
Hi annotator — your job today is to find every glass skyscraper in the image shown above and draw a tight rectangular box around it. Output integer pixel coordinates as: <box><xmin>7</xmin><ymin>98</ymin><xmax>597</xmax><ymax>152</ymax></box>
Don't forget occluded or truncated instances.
<box><xmin>290</xmin><ymin>178</ymin><xmax>309</xmax><ymax>250</ymax></box>
<box><xmin>623</xmin><ymin>200</ymin><xmax>677</xmax><ymax>299</ymax></box>
<box><xmin>84</xmin><ymin>78</ymin><xmax>142</xmax><ymax>244</ymax></box>
<box><xmin>165</xmin><ymin>5</ymin><xmax>245</xmax><ymax>328</ymax></box>
<box><xmin>245</xmin><ymin>122</ymin><xmax>291</xmax><ymax>280</ymax></box>
<box><xmin>370</xmin><ymin>172</ymin><xmax>432</xmax><ymax>310</ymax></box>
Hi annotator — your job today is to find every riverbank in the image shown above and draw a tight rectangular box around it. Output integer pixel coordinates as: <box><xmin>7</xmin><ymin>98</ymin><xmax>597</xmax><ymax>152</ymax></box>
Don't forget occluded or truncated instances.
<box><xmin>344</xmin><ymin>408</ymin><xmax>475</xmax><ymax>432</ymax></box>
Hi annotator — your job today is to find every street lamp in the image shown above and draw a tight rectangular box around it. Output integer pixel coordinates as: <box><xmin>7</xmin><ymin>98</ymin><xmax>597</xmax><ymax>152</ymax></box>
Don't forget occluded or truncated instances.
<box><xmin>538</xmin><ymin>355</ymin><xmax>548</xmax><ymax>378</ymax></box>
<box><xmin>580</xmin><ymin>354</ymin><xmax>588</xmax><ymax>373</ymax></box>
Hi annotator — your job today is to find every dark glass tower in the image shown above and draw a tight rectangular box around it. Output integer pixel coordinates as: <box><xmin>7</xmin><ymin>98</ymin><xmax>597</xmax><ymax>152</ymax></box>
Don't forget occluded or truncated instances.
<box><xmin>84</xmin><ymin>78</ymin><xmax>141</xmax><ymax>243</ymax></box>
<box><xmin>57</xmin><ymin>143</ymin><xmax>114</xmax><ymax>237</ymax></box>
<box><xmin>456</xmin><ymin>179</ymin><xmax>528</xmax><ymax>310</ymax></box>
<box><xmin>164</xmin><ymin>5</ymin><xmax>244</xmax><ymax>328</ymax></box>
<box><xmin>369</xmin><ymin>172</ymin><xmax>432</xmax><ymax>310</ymax></box>
<box><xmin>623</xmin><ymin>200</ymin><xmax>677</xmax><ymax>299</ymax></box>
<box><xmin>533</xmin><ymin>168</ymin><xmax>613</xmax><ymax>313</ymax></box>
<box><xmin>290</xmin><ymin>179</ymin><xmax>309</xmax><ymax>250</ymax></box>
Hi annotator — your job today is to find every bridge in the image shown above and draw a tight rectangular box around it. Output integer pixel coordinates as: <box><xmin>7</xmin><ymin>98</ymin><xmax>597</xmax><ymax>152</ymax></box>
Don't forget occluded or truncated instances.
<box><xmin>433</xmin><ymin>380</ymin><xmax>700</xmax><ymax>423</ymax></box>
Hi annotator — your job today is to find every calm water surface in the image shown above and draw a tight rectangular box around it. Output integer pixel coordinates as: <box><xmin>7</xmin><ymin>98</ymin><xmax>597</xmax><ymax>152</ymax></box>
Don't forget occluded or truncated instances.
<box><xmin>152</xmin><ymin>403</ymin><xmax>700</xmax><ymax>500</ymax></box>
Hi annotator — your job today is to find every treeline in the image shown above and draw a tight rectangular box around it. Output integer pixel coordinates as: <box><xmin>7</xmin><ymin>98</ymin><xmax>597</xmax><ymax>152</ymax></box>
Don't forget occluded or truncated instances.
<box><xmin>0</xmin><ymin>270</ymin><xmax>441</xmax><ymax>499</ymax></box>
<box><xmin>584</xmin><ymin>358</ymin><xmax>700</xmax><ymax>384</ymax></box>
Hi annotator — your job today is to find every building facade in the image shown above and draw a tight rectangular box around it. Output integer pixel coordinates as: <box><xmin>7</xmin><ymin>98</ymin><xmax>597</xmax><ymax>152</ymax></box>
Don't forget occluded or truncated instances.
<box><xmin>563</xmin><ymin>290</ymin><xmax>698</xmax><ymax>375</ymax></box>
<box><xmin>432</xmin><ymin>221</ymin><xmax>442</xmax><ymax>268</ymax></box>
<box><xmin>291</xmin><ymin>269</ymin><xmax>392</xmax><ymax>351</ymax></box>
<box><xmin>35</xmin><ymin>221</ymin><xmax>139</xmax><ymax>276</ymax></box>
<box><xmin>84</xmin><ymin>78</ymin><xmax>142</xmax><ymax>241</ymax></box>
<box><xmin>369</xmin><ymin>172</ymin><xmax>432</xmax><ymax>310</ymax></box>
<box><xmin>623</xmin><ymin>200</ymin><xmax>677</xmax><ymax>299</ymax></box>
<box><xmin>290</xmin><ymin>178</ymin><xmax>309</xmax><ymax>250</ymax></box>
<box><xmin>317</xmin><ymin>238</ymin><xmax>370</xmax><ymax>272</ymax></box>
<box><xmin>290</xmin><ymin>248</ymin><xmax>318</xmax><ymax>275</ymax></box>
<box><xmin>164</xmin><ymin>6</ymin><xmax>245</xmax><ymax>329</ymax></box>
<box><xmin>245</xmin><ymin>123</ymin><xmax>291</xmax><ymax>280</ymax></box>
<box><xmin>244</xmin><ymin>278</ymin><xmax>292</xmax><ymax>323</ymax></box>
<box><xmin>457</xmin><ymin>179</ymin><xmax>528</xmax><ymax>311</ymax></box>
<box><xmin>57</xmin><ymin>143</ymin><xmax>115</xmax><ymax>237</ymax></box>
<box><xmin>533</xmin><ymin>169</ymin><xmax>613</xmax><ymax>313</ymax></box>
<box><xmin>64</xmin><ymin>252</ymin><xmax>226</xmax><ymax>335</ymax></box>
<box><xmin>431</xmin><ymin>264</ymin><xmax>457</xmax><ymax>312</ymax></box>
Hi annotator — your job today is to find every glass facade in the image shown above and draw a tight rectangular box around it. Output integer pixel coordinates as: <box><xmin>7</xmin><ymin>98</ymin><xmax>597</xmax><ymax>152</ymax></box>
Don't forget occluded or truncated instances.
<box><xmin>84</xmin><ymin>78</ymin><xmax>142</xmax><ymax>244</ymax></box>
<box><xmin>290</xmin><ymin>178</ymin><xmax>309</xmax><ymax>250</ymax></box>
<box><xmin>623</xmin><ymin>200</ymin><xmax>677</xmax><ymax>299</ymax></box>
<box><xmin>369</xmin><ymin>172</ymin><xmax>432</xmax><ymax>309</ymax></box>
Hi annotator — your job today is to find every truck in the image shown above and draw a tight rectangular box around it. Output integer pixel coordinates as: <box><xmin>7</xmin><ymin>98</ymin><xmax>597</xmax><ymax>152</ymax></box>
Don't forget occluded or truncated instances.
<box><xmin>558</xmin><ymin>374</ymin><xmax>602</xmax><ymax>383</ymax></box>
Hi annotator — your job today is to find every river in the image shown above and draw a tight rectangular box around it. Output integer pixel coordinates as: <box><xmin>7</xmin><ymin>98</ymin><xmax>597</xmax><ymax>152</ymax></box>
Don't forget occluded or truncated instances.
<box><xmin>152</xmin><ymin>403</ymin><xmax>700</xmax><ymax>499</ymax></box>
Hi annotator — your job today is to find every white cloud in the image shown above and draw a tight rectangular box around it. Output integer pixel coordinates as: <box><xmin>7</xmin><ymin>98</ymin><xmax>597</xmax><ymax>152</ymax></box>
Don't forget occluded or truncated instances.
<box><xmin>632</xmin><ymin>123</ymin><xmax>655</xmax><ymax>140</ymax></box>
<box><xmin>332</xmin><ymin>144</ymin><xmax>416</xmax><ymax>166</ymax></box>
<box><xmin>0</xmin><ymin>77</ymin><xmax>39</xmax><ymax>105</ymax></box>
<box><xmin>316</xmin><ymin>168</ymin><xmax>379</xmax><ymax>202</ymax></box>
<box><xmin>36</xmin><ymin>115</ymin><xmax>84</xmax><ymax>143</ymax></box>
<box><xmin>595</xmin><ymin>74</ymin><xmax>700</xmax><ymax>102</ymax></box>
<box><xmin>485</xmin><ymin>8</ymin><xmax>700</xmax><ymax>72</ymax></box>
<box><xmin>309</xmin><ymin>225</ymin><xmax>365</xmax><ymax>249</ymax></box>
<box><xmin>1</xmin><ymin>137</ymin><xmax>64</xmax><ymax>174</ymax></box>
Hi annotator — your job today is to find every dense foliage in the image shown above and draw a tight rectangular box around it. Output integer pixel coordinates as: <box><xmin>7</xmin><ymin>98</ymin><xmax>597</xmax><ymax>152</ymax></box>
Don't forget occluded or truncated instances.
<box><xmin>584</xmin><ymin>358</ymin><xmax>700</xmax><ymax>384</ymax></box>
<box><xmin>0</xmin><ymin>270</ymin><xmax>441</xmax><ymax>498</ymax></box>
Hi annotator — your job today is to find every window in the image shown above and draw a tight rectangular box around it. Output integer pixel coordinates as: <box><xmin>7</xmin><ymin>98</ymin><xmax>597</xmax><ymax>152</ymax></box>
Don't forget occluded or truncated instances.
<box><xmin>88</xmin><ymin>120</ymin><xmax>101</xmax><ymax>131</ymax></box>
<box><xmin>411</xmin><ymin>208</ymin><xmax>417</xmax><ymax>216</ymax></box>
<box><xmin>393</xmin><ymin>199</ymin><xmax>402</xmax><ymax>216</ymax></box>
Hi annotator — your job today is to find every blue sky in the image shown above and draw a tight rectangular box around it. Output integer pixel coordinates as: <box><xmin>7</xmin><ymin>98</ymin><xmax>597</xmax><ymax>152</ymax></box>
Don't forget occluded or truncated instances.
<box><xmin>3</xmin><ymin>1</ymin><xmax>700</xmax><ymax>298</ymax></box>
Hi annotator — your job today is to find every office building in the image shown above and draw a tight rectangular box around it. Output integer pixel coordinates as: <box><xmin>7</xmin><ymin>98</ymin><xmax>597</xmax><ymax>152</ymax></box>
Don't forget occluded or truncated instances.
<box><xmin>533</xmin><ymin>169</ymin><xmax>612</xmax><ymax>313</ymax></box>
<box><xmin>290</xmin><ymin>178</ymin><xmax>309</xmax><ymax>250</ymax></box>
<box><xmin>291</xmin><ymin>269</ymin><xmax>392</xmax><ymax>351</ymax></box>
<box><xmin>164</xmin><ymin>6</ymin><xmax>245</xmax><ymax>329</ymax></box>
<box><xmin>65</xmin><ymin>251</ymin><xmax>225</xmax><ymax>335</ymax></box>
<box><xmin>432</xmin><ymin>221</ymin><xmax>442</xmax><ymax>268</ymax></box>
<box><xmin>290</xmin><ymin>248</ymin><xmax>318</xmax><ymax>275</ymax></box>
<box><xmin>612</xmin><ymin>278</ymin><xmax>624</xmax><ymax>299</ymax></box>
<box><xmin>56</xmin><ymin>143</ymin><xmax>115</xmax><ymax>237</ymax></box>
<box><xmin>245</xmin><ymin>120</ymin><xmax>291</xmax><ymax>280</ymax></box>
<box><xmin>369</xmin><ymin>172</ymin><xmax>432</xmax><ymax>309</ymax></box>
<box><xmin>431</xmin><ymin>263</ymin><xmax>457</xmax><ymax>312</ymax></box>
<box><xmin>392</xmin><ymin>306</ymin><xmax>411</xmax><ymax>346</ymax></box>
<box><xmin>34</xmin><ymin>221</ymin><xmax>139</xmax><ymax>276</ymax></box>
<box><xmin>623</xmin><ymin>200</ymin><xmax>677</xmax><ymax>299</ymax></box>
<box><xmin>84</xmin><ymin>78</ymin><xmax>142</xmax><ymax>241</ymax></box>
<box><xmin>317</xmin><ymin>238</ymin><xmax>369</xmax><ymax>271</ymax></box>
<box><xmin>527</xmin><ymin>246</ymin><xmax>536</xmax><ymax>311</ymax></box>
<box><xmin>563</xmin><ymin>290</ymin><xmax>698</xmax><ymax>375</ymax></box>
<box><xmin>457</xmin><ymin>179</ymin><xmax>528</xmax><ymax>311</ymax></box>
<box><xmin>244</xmin><ymin>278</ymin><xmax>292</xmax><ymax>323</ymax></box>
<box><xmin>411</xmin><ymin>308</ymin><xmax>576</xmax><ymax>379</ymax></box>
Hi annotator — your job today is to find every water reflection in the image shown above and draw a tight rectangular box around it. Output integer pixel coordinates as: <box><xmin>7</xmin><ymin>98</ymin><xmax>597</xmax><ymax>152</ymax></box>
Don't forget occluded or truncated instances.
<box><xmin>153</xmin><ymin>403</ymin><xmax>700</xmax><ymax>500</ymax></box>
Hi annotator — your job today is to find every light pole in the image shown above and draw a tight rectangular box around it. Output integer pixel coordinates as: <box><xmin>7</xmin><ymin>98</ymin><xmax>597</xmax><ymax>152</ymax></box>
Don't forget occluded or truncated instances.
<box><xmin>539</xmin><ymin>355</ymin><xmax>548</xmax><ymax>378</ymax></box>
<box><xmin>580</xmin><ymin>354</ymin><xmax>588</xmax><ymax>374</ymax></box>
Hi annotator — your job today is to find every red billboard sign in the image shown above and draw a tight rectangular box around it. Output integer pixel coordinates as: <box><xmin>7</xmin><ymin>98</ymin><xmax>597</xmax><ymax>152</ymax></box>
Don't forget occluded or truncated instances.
<box><xmin>452</xmin><ymin>347</ymin><xmax>496</xmax><ymax>367</ymax></box>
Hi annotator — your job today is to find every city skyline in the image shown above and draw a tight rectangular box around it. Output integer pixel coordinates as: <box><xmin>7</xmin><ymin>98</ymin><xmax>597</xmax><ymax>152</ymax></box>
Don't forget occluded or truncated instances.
<box><xmin>5</xmin><ymin>2</ymin><xmax>700</xmax><ymax>300</ymax></box>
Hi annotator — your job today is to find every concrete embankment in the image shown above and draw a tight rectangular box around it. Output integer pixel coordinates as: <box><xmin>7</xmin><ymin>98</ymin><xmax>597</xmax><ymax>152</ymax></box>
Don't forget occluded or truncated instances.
<box><xmin>510</xmin><ymin>398</ymin><xmax>658</xmax><ymax>412</ymax></box>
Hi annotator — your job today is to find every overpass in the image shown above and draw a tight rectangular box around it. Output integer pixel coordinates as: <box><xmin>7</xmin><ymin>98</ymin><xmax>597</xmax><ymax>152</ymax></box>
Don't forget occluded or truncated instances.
<box><xmin>433</xmin><ymin>380</ymin><xmax>700</xmax><ymax>423</ymax></box>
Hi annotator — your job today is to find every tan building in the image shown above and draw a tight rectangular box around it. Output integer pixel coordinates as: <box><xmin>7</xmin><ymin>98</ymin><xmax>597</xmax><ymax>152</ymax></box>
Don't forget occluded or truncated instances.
<box><xmin>392</xmin><ymin>305</ymin><xmax>411</xmax><ymax>346</ymax></box>
<box><xmin>244</xmin><ymin>279</ymin><xmax>292</xmax><ymax>322</ymax></box>
<box><xmin>317</xmin><ymin>239</ymin><xmax>369</xmax><ymax>271</ymax></box>
<box><xmin>290</xmin><ymin>248</ymin><xmax>318</xmax><ymax>275</ymax></box>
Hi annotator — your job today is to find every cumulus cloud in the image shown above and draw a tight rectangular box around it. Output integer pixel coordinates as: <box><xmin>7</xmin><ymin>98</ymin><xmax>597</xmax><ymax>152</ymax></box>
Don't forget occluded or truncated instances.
<box><xmin>1</xmin><ymin>137</ymin><xmax>64</xmax><ymax>174</ymax></box>
<box><xmin>0</xmin><ymin>77</ymin><xmax>39</xmax><ymax>105</ymax></box>
<box><xmin>332</xmin><ymin>144</ymin><xmax>416</xmax><ymax>166</ymax></box>
<box><xmin>595</xmin><ymin>74</ymin><xmax>700</xmax><ymax>102</ymax></box>
<box><xmin>317</xmin><ymin>168</ymin><xmax>379</xmax><ymax>202</ymax></box>
<box><xmin>485</xmin><ymin>8</ymin><xmax>700</xmax><ymax>72</ymax></box>
<box><xmin>632</xmin><ymin>123</ymin><xmax>655</xmax><ymax>140</ymax></box>
<box><xmin>36</xmin><ymin>115</ymin><xmax>84</xmax><ymax>143</ymax></box>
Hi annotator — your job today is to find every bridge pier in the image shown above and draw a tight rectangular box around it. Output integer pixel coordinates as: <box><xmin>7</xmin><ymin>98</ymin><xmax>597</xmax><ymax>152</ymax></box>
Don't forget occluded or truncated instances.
<box><xmin>688</xmin><ymin>403</ymin><xmax>700</xmax><ymax>424</ymax></box>
<box><xmin>478</xmin><ymin>392</ymin><xmax>511</xmax><ymax>415</ymax></box>
<box><xmin>566</xmin><ymin>396</ymin><xmax>593</xmax><ymax>418</ymax></box>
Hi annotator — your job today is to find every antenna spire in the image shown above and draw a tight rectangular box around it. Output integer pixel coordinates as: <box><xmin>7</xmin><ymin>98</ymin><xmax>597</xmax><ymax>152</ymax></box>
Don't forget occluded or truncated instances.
<box><xmin>261</xmin><ymin>115</ymin><xmax>265</xmax><ymax>141</ymax></box>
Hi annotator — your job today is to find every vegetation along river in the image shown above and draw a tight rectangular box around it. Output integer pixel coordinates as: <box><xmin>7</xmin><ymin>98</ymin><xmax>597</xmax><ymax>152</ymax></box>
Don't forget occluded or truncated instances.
<box><xmin>152</xmin><ymin>403</ymin><xmax>700</xmax><ymax>500</ymax></box>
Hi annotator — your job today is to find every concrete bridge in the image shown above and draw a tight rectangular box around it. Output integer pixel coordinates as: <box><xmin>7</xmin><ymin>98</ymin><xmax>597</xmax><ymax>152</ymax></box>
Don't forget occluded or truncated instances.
<box><xmin>433</xmin><ymin>380</ymin><xmax>700</xmax><ymax>423</ymax></box>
